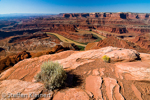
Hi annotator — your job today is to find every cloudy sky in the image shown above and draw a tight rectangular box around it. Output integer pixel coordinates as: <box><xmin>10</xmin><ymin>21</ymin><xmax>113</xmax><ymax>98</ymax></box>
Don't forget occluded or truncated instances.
<box><xmin>0</xmin><ymin>0</ymin><xmax>150</xmax><ymax>14</ymax></box>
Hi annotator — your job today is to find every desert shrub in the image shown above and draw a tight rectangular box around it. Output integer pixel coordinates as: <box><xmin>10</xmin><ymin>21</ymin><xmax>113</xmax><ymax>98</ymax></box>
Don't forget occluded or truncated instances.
<box><xmin>77</xmin><ymin>45</ymin><xmax>85</xmax><ymax>51</ymax></box>
<box><xmin>102</xmin><ymin>55</ymin><xmax>110</xmax><ymax>63</ymax></box>
<box><xmin>35</xmin><ymin>61</ymin><xmax>67</xmax><ymax>90</ymax></box>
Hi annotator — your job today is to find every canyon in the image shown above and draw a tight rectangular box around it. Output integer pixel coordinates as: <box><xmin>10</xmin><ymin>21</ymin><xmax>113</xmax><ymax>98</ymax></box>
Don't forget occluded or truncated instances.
<box><xmin>0</xmin><ymin>12</ymin><xmax>150</xmax><ymax>100</ymax></box>
<box><xmin>1</xmin><ymin>12</ymin><xmax>150</xmax><ymax>51</ymax></box>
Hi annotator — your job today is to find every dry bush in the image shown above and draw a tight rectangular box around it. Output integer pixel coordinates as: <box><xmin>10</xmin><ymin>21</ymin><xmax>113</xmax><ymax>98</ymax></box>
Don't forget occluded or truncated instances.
<box><xmin>35</xmin><ymin>61</ymin><xmax>67</xmax><ymax>90</ymax></box>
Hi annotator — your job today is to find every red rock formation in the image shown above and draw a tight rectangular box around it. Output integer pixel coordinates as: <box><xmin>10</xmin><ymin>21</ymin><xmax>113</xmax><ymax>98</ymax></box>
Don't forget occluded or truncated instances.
<box><xmin>0</xmin><ymin>44</ymin><xmax>79</xmax><ymax>73</ymax></box>
<box><xmin>127</xmin><ymin>13</ymin><xmax>150</xmax><ymax>19</ymax></box>
<box><xmin>85</xmin><ymin>36</ymin><xmax>149</xmax><ymax>53</ymax></box>
<box><xmin>1</xmin><ymin>12</ymin><xmax>150</xmax><ymax>53</ymax></box>
<box><xmin>0</xmin><ymin>51</ymin><xmax>31</xmax><ymax>73</ymax></box>
<box><xmin>8</xmin><ymin>32</ymin><xmax>48</xmax><ymax>43</ymax></box>
<box><xmin>131</xmin><ymin>36</ymin><xmax>150</xmax><ymax>50</ymax></box>
<box><xmin>53</xmin><ymin>88</ymin><xmax>90</xmax><ymax>100</ymax></box>
<box><xmin>1</xmin><ymin>47</ymin><xmax>150</xmax><ymax>100</ymax></box>
<box><xmin>127</xmin><ymin>27</ymin><xmax>150</xmax><ymax>33</ymax></box>
<box><xmin>2</xmin><ymin>13</ymin><xmax>150</xmax><ymax>36</ymax></box>
<box><xmin>63</xmin><ymin>12</ymin><xmax>150</xmax><ymax>19</ymax></box>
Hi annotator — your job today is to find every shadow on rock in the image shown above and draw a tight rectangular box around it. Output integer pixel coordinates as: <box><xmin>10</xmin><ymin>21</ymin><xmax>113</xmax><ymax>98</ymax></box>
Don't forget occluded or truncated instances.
<box><xmin>59</xmin><ymin>71</ymin><xmax>83</xmax><ymax>90</ymax></box>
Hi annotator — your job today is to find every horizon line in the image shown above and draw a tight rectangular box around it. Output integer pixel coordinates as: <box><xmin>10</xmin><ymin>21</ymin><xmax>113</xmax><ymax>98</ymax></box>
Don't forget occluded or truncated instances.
<box><xmin>0</xmin><ymin>11</ymin><xmax>150</xmax><ymax>15</ymax></box>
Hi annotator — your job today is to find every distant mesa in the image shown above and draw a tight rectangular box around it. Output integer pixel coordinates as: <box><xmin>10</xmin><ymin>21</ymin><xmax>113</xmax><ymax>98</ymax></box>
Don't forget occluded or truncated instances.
<box><xmin>62</xmin><ymin>12</ymin><xmax>150</xmax><ymax>19</ymax></box>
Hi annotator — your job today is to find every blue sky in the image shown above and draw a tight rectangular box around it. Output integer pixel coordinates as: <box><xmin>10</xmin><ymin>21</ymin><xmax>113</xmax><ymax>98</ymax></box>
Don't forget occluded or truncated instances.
<box><xmin>0</xmin><ymin>0</ymin><xmax>150</xmax><ymax>14</ymax></box>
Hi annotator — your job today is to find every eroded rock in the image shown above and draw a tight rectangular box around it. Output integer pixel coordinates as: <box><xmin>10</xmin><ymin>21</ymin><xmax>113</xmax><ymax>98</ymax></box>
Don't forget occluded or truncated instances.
<box><xmin>103</xmin><ymin>77</ymin><xmax>124</xmax><ymax>100</ymax></box>
<box><xmin>53</xmin><ymin>88</ymin><xmax>89</xmax><ymax>100</ymax></box>
<box><xmin>58</xmin><ymin>46</ymin><xmax>140</xmax><ymax>70</ymax></box>
<box><xmin>115</xmin><ymin>61</ymin><xmax>150</xmax><ymax>81</ymax></box>
<box><xmin>0</xmin><ymin>79</ymin><xmax>45</xmax><ymax>100</ymax></box>
<box><xmin>0</xmin><ymin>51</ymin><xmax>76</xmax><ymax>81</ymax></box>
<box><xmin>0</xmin><ymin>47</ymin><xmax>140</xmax><ymax>82</ymax></box>
<box><xmin>85</xmin><ymin>75</ymin><xmax>103</xmax><ymax>100</ymax></box>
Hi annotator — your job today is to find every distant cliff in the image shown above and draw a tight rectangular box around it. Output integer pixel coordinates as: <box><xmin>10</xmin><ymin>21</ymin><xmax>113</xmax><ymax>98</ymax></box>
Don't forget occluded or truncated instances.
<box><xmin>62</xmin><ymin>12</ymin><xmax>150</xmax><ymax>19</ymax></box>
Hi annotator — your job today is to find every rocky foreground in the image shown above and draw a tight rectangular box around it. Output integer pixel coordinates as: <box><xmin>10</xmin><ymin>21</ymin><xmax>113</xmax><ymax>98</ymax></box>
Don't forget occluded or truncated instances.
<box><xmin>0</xmin><ymin>46</ymin><xmax>150</xmax><ymax>100</ymax></box>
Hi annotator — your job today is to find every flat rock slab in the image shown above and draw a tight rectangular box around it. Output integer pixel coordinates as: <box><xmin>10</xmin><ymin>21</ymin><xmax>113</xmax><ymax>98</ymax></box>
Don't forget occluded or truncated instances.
<box><xmin>0</xmin><ymin>46</ymin><xmax>140</xmax><ymax>82</ymax></box>
<box><xmin>0</xmin><ymin>79</ymin><xmax>45</xmax><ymax>100</ymax></box>
<box><xmin>58</xmin><ymin>46</ymin><xmax>140</xmax><ymax>70</ymax></box>
<box><xmin>115</xmin><ymin>61</ymin><xmax>150</xmax><ymax>81</ymax></box>
<box><xmin>53</xmin><ymin>88</ymin><xmax>89</xmax><ymax>100</ymax></box>
<box><xmin>0</xmin><ymin>51</ymin><xmax>76</xmax><ymax>82</ymax></box>
<box><xmin>103</xmin><ymin>77</ymin><xmax>124</xmax><ymax>100</ymax></box>
<box><xmin>85</xmin><ymin>75</ymin><xmax>103</xmax><ymax>100</ymax></box>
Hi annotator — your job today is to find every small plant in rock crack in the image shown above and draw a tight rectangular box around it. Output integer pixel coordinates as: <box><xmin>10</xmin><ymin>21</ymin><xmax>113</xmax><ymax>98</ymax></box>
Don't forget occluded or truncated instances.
<box><xmin>35</xmin><ymin>61</ymin><xmax>67</xmax><ymax>90</ymax></box>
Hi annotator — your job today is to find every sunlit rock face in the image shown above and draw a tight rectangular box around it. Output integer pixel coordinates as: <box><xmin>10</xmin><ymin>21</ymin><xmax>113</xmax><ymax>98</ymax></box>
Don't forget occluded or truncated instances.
<box><xmin>0</xmin><ymin>46</ymin><xmax>150</xmax><ymax>100</ymax></box>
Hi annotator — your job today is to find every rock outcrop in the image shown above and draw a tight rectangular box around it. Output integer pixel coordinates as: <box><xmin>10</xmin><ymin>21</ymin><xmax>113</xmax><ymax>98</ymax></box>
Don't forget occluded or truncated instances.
<box><xmin>0</xmin><ymin>79</ymin><xmax>45</xmax><ymax>100</ymax></box>
<box><xmin>0</xmin><ymin>51</ymin><xmax>31</xmax><ymax>73</ymax></box>
<box><xmin>115</xmin><ymin>61</ymin><xmax>150</xmax><ymax>81</ymax></box>
<box><xmin>85</xmin><ymin>36</ymin><xmax>149</xmax><ymax>53</ymax></box>
<box><xmin>0</xmin><ymin>46</ymin><xmax>150</xmax><ymax>100</ymax></box>
<box><xmin>53</xmin><ymin>88</ymin><xmax>90</xmax><ymax>100</ymax></box>
<box><xmin>131</xmin><ymin>36</ymin><xmax>150</xmax><ymax>51</ymax></box>
<box><xmin>58</xmin><ymin>47</ymin><xmax>140</xmax><ymax>70</ymax></box>
<box><xmin>0</xmin><ymin>44</ymin><xmax>79</xmax><ymax>74</ymax></box>
<box><xmin>0</xmin><ymin>50</ymin><xmax>77</xmax><ymax>81</ymax></box>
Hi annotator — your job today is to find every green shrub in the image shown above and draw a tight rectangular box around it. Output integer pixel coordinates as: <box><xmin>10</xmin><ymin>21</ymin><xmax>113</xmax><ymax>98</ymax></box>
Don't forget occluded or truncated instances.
<box><xmin>102</xmin><ymin>55</ymin><xmax>110</xmax><ymax>63</ymax></box>
<box><xmin>77</xmin><ymin>45</ymin><xmax>85</xmax><ymax>51</ymax></box>
<box><xmin>35</xmin><ymin>61</ymin><xmax>67</xmax><ymax>90</ymax></box>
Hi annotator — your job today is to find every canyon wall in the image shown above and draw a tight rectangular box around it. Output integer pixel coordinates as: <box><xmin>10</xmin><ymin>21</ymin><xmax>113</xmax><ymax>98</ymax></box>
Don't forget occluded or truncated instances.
<box><xmin>63</xmin><ymin>12</ymin><xmax>150</xmax><ymax>19</ymax></box>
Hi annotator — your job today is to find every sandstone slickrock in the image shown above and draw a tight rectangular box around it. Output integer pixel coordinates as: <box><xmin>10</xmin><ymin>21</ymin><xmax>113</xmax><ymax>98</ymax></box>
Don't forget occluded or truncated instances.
<box><xmin>58</xmin><ymin>46</ymin><xmax>140</xmax><ymax>70</ymax></box>
<box><xmin>103</xmin><ymin>78</ymin><xmax>124</xmax><ymax>100</ymax></box>
<box><xmin>0</xmin><ymin>47</ymin><xmax>140</xmax><ymax>81</ymax></box>
<box><xmin>115</xmin><ymin>61</ymin><xmax>150</xmax><ymax>81</ymax></box>
<box><xmin>131</xmin><ymin>84</ymin><xmax>143</xmax><ymax>100</ymax></box>
<box><xmin>53</xmin><ymin>88</ymin><xmax>90</xmax><ymax>100</ymax></box>
<box><xmin>140</xmin><ymin>53</ymin><xmax>150</xmax><ymax>61</ymax></box>
<box><xmin>92</xmin><ymin>69</ymin><xmax>100</xmax><ymax>76</ymax></box>
<box><xmin>0</xmin><ymin>46</ymin><xmax>150</xmax><ymax>100</ymax></box>
<box><xmin>0</xmin><ymin>50</ymin><xmax>77</xmax><ymax>81</ymax></box>
<box><xmin>105</xmin><ymin>48</ymin><xmax>140</xmax><ymax>62</ymax></box>
<box><xmin>85</xmin><ymin>75</ymin><xmax>103</xmax><ymax>100</ymax></box>
<box><xmin>0</xmin><ymin>43</ymin><xmax>79</xmax><ymax>74</ymax></box>
<box><xmin>0</xmin><ymin>79</ymin><xmax>45</xmax><ymax>100</ymax></box>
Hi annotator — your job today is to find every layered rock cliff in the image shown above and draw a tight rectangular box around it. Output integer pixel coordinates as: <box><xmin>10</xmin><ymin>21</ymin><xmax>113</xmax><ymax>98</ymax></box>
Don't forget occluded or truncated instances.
<box><xmin>63</xmin><ymin>12</ymin><xmax>150</xmax><ymax>19</ymax></box>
